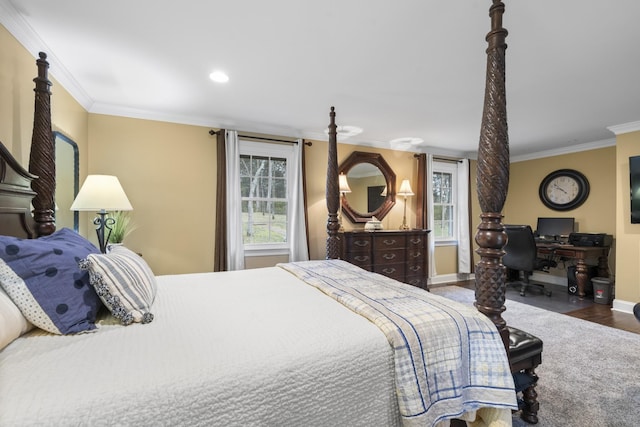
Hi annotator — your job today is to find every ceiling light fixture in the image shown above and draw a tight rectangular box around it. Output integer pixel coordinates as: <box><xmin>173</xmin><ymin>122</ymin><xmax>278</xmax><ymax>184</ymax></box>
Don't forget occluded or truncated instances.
<box><xmin>390</xmin><ymin>137</ymin><xmax>424</xmax><ymax>146</ymax></box>
<box><xmin>324</xmin><ymin>125</ymin><xmax>363</xmax><ymax>139</ymax></box>
<box><xmin>209</xmin><ymin>70</ymin><xmax>229</xmax><ymax>83</ymax></box>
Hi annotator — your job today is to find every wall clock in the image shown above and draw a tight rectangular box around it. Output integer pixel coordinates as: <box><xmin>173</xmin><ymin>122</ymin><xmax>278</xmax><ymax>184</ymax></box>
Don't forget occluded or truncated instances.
<box><xmin>538</xmin><ymin>169</ymin><xmax>590</xmax><ymax>211</ymax></box>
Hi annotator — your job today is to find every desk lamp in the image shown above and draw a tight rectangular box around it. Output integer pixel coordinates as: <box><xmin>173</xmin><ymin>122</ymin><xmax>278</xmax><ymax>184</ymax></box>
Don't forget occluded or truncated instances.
<box><xmin>398</xmin><ymin>179</ymin><xmax>414</xmax><ymax>230</ymax></box>
<box><xmin>338</xmin><ymin>173</ymin><xmax>352</xmax><ymax>232</ymax></box>
<box><xmin>70</xmin><ymin>175</ymin><xmax>133</xmax><ymax>253</ymax></box>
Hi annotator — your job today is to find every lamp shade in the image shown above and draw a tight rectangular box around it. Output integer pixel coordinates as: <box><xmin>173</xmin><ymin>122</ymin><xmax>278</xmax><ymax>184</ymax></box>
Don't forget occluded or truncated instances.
<box><xmin>338</xmin><ymin>173</ymin><xmax>352</xmax><ymax>193</ymax></box>
<box><xmin>70</xmin><ymin>175</ymin><xmax>133</xmax><ymax>211</ymax></box>
<box><xmin>397</xmin><ymin>179</ymin><xmax>414</xmax><ymax>197</ymax></box>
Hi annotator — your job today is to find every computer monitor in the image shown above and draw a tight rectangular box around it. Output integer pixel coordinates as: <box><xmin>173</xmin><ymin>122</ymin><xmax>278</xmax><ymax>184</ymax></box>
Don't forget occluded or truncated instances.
<box><xmin>535</xmin><ymin>217</ymin><xmax>575</xmax><ymax>238</ymax></box>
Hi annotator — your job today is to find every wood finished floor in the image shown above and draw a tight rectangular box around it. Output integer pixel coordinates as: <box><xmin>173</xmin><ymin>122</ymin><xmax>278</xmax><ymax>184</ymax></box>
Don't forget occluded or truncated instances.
<box><xmin>453</xmin><ymin>280</ymin><xmax>640</xmax><ymax>335</ymax></box>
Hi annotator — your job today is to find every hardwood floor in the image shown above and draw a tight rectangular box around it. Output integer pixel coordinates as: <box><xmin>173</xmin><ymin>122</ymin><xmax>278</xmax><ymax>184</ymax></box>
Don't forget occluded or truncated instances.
<box><xmin>454</xmin><ymin>280</ymin><xmax>640</xmax><ymax>335</ymax></box>
<box><xmin>564</xmin><ymin>303</ymin><xmax>640</xmax><ymax>334</ymax></box>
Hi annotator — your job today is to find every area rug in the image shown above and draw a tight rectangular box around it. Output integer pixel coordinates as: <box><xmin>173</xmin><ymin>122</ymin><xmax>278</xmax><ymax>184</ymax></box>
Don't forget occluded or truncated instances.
<box><xmin>431</xmin><ymin>286</ymin><xmax>640</xmax><ymax>427</ymax></box>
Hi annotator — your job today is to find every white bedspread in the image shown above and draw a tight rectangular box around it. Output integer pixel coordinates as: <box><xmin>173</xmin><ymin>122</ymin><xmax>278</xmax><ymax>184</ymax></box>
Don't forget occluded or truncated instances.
<box><xmin>0</xmin><ymin>267</ymin><xmax>400</xmax><ymax>426</ymax></box>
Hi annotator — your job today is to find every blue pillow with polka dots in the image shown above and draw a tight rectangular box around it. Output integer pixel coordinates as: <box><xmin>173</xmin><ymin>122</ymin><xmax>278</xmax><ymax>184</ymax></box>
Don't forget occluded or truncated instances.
<box><xmin>0</xmin><ymin>228</ymin><xmax>102</xmax><ymax>334</ymax></box>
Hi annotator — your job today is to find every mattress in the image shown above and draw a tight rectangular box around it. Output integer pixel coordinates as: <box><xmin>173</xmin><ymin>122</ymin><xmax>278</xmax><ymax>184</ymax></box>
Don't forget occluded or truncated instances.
<box><xmin>0</xmin><ymin>267</ymin><xmax>400</xmax><ymax>426</ymax></box>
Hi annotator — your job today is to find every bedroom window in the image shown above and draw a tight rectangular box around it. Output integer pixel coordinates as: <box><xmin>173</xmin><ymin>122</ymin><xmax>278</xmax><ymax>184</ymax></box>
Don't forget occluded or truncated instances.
<box><xmin>239</xmin><ymin>140</ymin><xmax>293</xmax><ymax>253</ymax></box>
<box><xmin>432</xmin><ymin>161</ymin><xmax>457</xmax><ymax>241</ymax></box>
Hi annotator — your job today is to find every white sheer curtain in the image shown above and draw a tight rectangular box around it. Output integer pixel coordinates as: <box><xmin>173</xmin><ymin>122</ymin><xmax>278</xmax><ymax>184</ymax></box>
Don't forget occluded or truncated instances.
<box><xmin>225</xmin><ymin>130</ymin><xmax>245</xmax><ymax>270</ymax></box>
<box><xmin>457</xmin><ymin>159</ymin><xmax>471</xmax><ymax>274</ymax></box>
<box><xmin>426</xmin><ymin>154</ymin><xmax>437</xmax><ymax>278</ymax></box>
<box><xmin>289</xmin><ymin>139</ymin><xmax>309</xmax><ymax>261</ymax></box>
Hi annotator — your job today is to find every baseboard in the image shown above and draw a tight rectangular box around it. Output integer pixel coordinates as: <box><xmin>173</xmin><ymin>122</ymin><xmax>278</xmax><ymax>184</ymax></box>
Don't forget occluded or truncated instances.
<box><xmin>428</xmin><ymin>273</ymin><xmax>470</xmax><ymax>286</ymax></box>
<box><xmin>612</xmin><ymin>298</ymin><xmax>635</xmax><ymax>315</ymax></box>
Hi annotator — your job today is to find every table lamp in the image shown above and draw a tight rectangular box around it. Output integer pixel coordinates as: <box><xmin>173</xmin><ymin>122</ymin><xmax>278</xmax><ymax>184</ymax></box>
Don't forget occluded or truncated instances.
<box><xmin>397</xmin><ymin>179</ymin><xmax>414</xmax><ymax>230</ymax></box>
<box><xmin>70</xmin><ymin>175</ymin><xmax>133</xmax><ymax>253</ymax></box>
<box><xmin>338</xmin><ymin>173</ymin><xmax>352</xmax><ymax>232</ymax></box>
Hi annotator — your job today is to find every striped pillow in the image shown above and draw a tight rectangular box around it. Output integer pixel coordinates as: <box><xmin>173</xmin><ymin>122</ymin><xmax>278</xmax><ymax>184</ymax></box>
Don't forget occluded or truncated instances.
<box><xmin>80</xmin><ymin>245</ymin><xmax>156</xmax><ymax>325</ymax></box>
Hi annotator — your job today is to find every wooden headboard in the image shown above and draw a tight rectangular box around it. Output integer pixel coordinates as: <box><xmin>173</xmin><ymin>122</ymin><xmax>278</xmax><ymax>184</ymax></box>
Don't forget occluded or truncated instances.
<box><xmin>325</xmin><ymin>0</ymin><xmax>511</xmax><ymax>349</ymax></box>
<box><xmin>0</xmin><ymin>52</ymin><xmax>56</xmax><ymax>239</ymax></box>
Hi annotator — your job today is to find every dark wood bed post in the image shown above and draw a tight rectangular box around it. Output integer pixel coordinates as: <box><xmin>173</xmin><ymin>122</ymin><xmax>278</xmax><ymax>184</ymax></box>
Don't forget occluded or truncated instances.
<box><xmin>475</xmin><ymin>0</ymin><xmax>510</xmax><ymax>350</ymax></box>
<box><xmin>29</xmin><ymin>52</ymin><xmax>56</xmax><ymax>237</ymax></box>
<box><xmin>326</xmin><ymin>106</ymin><xmax>341</xmax><ymax>259</ymax></box>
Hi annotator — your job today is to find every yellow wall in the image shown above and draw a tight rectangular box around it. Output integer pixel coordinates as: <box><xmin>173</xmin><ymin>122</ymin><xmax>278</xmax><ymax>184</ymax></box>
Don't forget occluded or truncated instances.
<box><xmin>87</xmin><ymin>114</ymin><xmax>216</xmax><ymax>275</ymax></box>
<box><xmin>615</xmin><ymin>132</ymin><xmax>640</xmax><ymax>303</ymax></box>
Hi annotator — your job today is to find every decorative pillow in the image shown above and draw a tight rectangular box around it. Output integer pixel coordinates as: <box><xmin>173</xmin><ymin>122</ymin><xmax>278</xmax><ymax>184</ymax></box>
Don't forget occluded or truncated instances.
<box><xmin>80</xmin><ymin>245</ymin><xmax>156</xmax><ymax>325</ymax></box>
<box><xmin>0</xmin><ymin>228</ymin><xmax>102</xmax><ymax>334</ymax></box>
<box><xmin>0</xmin><ymin>284</ymin><xmax>33</xmax><ymax>350</ymax></box>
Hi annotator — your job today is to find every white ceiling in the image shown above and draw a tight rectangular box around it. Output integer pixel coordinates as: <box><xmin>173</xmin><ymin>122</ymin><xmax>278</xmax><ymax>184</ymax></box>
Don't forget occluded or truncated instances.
<box><xmin>2</xmin><ymin>0</ymin><xmax>639</xmax><ymax>159</ymax></box>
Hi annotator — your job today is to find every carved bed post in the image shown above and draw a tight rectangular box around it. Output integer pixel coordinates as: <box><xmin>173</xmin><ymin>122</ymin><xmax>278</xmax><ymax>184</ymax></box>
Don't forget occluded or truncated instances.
<box><xmin>29</xmin><ymin>52</ymin><xmax>56</xmax><ymax>237</ymax></box>
<box><xmin>326</xmin><ymin>106</ymin><xmax>341</xmax><ymax>259</ymax></box>
<box><xmin>475</xmin><ymin>1</ymin><xmax>510</xmax><ymax>349</ymax></box>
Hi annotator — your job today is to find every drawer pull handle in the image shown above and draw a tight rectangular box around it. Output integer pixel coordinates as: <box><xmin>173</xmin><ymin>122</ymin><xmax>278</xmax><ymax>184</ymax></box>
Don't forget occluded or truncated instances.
<box><xmin>410</xmin><ymin>238</ymin><xmax>422</xmax><ymax>244</ymax></box>
<box><xmin>383</xmin><ymin>239</ymin><xmax>397</xmax><ymax>246</ymax></box>
<box><xmin>354</xmin><ymin>256</ymin><xmax>369</xmax><ymax>262</ymax></box>
<box><xmin>382</xmin><ymin>267</ymin><xmax>397</xmax><ymax>274</ymax></box>
<box><xmin>383</xmin><ymin>253</ymin><xmax>397</xmax><ymax>260</ymax></box>
<box><xmin>354</xmin><ymin>241</ymin><xmax>369</xmax><ymax>247</ymax></box>
<box><xmin>409</xmin><ymin>266</ymin><xmax>422</xmax><ymax>272</ymax></box>
<box><xmin>411</xmin><ymin>252</ymin><xmax>422</xmax><ymax>258</ymax></box>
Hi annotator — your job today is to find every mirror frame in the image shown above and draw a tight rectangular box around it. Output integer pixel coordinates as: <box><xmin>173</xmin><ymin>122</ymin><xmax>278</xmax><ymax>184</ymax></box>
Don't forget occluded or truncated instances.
<box><xmin>53</xmin><ymin>131</ymin><xmax>79</xmax><ymax>231</ymax></box>
<box><xmin>339</xmin><ymin>151</ymin><xmax>396</xmax><ymax>223</ymax></box>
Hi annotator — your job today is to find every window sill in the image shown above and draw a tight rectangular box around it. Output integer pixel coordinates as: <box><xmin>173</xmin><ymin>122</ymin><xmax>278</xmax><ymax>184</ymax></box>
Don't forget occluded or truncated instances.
<box><xmin>244</xmin><ymin>246</ymin><xmax>290</xmax><ymax>257</ymax></box>
<box><xmin>435</xmin><ymin>240</ymin><xmax>458</xmax><ymax>247</ymax></box>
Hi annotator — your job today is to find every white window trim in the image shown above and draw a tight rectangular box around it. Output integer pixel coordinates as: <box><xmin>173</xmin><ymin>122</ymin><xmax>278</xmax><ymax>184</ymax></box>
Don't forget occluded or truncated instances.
<box><xmin>432</xmin><ymin>161</ymin><xmax>458</xmax><ymax>244</ymax></box>
<box><xmin>239</xmin><ymin>139</ymin><xmax>295</xmax><ymax>256</ymax></box>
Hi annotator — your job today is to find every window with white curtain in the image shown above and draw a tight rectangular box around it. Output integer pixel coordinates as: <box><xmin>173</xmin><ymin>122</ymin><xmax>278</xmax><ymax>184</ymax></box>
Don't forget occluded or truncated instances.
<box><xmin>432</xmin><ymin>161</ymin><xmax>457</xmax><ymax>242</ymax></box>
<box><xmin>239</xmin><ymin>139</ymin><xmax>294</xmax><ymax>254</ymax></box>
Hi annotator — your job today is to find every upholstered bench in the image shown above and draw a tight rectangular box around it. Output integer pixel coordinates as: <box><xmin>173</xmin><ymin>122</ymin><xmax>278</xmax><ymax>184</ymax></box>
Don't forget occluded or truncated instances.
<box><xmin>508</xmin><ymin>326</ymin><xmax>543</xmax><ymax>424</ymax></box>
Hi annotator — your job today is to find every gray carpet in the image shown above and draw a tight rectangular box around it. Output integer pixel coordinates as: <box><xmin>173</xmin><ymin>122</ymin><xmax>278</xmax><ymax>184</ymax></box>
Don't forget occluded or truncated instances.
<box><xmin>431</xmin><ymin>286</ymin><xmax>640</xmax><ymax>427</ymax></box>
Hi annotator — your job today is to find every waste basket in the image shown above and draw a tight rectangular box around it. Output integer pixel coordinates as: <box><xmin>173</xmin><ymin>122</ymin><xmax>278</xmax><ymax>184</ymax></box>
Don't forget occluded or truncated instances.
<box><xmin>591</xmin><ymin>277</ymin><xmax>612</xmax><ymax>304</ymax></box>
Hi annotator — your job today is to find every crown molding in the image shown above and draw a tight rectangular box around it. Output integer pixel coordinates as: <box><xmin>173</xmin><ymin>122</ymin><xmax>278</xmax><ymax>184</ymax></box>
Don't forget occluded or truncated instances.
<box><xmin>607</xmin><ymin>120</ymin><xmax>640</xmax><ymax>136</ymax></box>
<box><xmin>0</xmin><ymin>0</ymin><xmax>94</xmax><ymax>110</ymax></box>
<box><xmin>510</xmin><ymin>138</ymin><xmax>616</xmax><ymax>163</ymax></box>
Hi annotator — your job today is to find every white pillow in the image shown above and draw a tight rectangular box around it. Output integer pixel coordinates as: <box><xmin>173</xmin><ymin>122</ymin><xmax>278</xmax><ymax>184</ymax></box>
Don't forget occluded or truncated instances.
<box><xmin>0</xmin><ymin>284</ymin><xmax>33</xmax><ymax>351</ymax></box>
<box><xmin>80</xmin><ymin>245</ymin><xmax>157</xmax><ymax>325</ymax></box>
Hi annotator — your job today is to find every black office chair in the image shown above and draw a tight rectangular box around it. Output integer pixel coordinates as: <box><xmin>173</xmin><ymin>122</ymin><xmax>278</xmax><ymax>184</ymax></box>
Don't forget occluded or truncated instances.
<box><xmin>503</xmin><ymin>225</ymin><xmax>555</xmax><ymax>297</ymax></box>
<box><xmin>634</xmin><ymin>303</ymin><xmax>640</xmax><ymax>322</ymax></box>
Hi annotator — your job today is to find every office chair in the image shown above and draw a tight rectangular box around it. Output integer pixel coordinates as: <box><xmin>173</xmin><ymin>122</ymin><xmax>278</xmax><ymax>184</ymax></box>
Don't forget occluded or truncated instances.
<box><xmin>503</xmin><ymin>225</ymin><xmax>555</xmax><ymax>297</ymax></box>
<box><xmin>634</xmin><ymin>303</ymin><xmax>640</xmax><ymax>322</ymax></box>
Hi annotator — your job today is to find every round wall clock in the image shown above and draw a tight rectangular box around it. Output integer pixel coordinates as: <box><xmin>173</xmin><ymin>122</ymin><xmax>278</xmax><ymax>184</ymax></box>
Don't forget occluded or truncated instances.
<box><xmin>538</xmin><ymin>169</ymin><xmax>590</xmax><ymax>211</ymax></box>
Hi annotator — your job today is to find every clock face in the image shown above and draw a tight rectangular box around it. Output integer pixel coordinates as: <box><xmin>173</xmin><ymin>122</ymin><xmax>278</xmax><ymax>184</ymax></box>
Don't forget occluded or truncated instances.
<box><xmin>539</xmin><ymin>169</ymin><xmax>589</xmax><ymax>211</ymax></box>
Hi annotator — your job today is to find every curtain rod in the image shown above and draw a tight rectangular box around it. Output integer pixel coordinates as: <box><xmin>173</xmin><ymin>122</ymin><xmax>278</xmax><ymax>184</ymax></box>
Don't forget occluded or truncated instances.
<box><xmin>413</xmin><ymin>153</ymin><xmax>463</xmax><ymax>163</ymax></box>
<box><xmin>209</xmin><ymin>129</ymin><xmax>312</xmax><ymax>146</ymax></box>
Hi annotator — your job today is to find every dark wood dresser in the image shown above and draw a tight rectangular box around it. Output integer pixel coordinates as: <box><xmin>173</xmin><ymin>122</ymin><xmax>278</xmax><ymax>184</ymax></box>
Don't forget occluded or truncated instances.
<box><xmin>341</xmin><ymin>229</ymin><xmax>430</xmax><ymax>289</ymax></box>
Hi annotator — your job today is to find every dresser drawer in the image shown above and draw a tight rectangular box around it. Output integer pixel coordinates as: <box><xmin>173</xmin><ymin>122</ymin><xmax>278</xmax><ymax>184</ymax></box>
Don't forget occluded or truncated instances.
<box><xmin>344</xmin><ymin>234</ymin><xmax>372</xmax><ymax>251</ymax></box>
<box><xmin>374</xmin><ymin>235</ymin><xmax>405</xmax><ymax>250</ymax></box>
<box><xmin>374</xmin><ymin>263</ymin><xmax>405</xmax><ymax>281</ymax></box>
<box><xmin>373</xmin><ymin>248</ymin><xmax>404</xmax><ymax>265</ymax></box>
<box><xmin>344</xmin><ymin>253</ymin><xmax>372</xmax><ymax>270</ymax></box>
<box><xmin>407</xmin><ymin>234</ymin><xmax>427</xmax><ymax>249</ymax></box>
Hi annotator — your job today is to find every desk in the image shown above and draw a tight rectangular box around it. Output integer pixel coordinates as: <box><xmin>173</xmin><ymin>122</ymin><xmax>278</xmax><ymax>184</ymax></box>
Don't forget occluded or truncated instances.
<box><xmin>536</xmin><ymin>244</ymin><xmax>610</xmax><ymax>298</ymax></box>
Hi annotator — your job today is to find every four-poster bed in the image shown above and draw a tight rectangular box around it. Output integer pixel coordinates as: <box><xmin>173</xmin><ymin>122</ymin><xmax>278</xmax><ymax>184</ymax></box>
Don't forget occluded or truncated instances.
<box><xmin>0</xmin><ymin>2</ymin><xmax>540</xmax><ymax>426</ymax></box>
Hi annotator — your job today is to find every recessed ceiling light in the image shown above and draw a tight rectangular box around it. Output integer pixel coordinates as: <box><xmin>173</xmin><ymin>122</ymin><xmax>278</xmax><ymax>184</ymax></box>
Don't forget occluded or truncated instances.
<box><xmin>209</xmin><ymin>70</ymin><xmax>229</xmax><ymax>83</ymax></box>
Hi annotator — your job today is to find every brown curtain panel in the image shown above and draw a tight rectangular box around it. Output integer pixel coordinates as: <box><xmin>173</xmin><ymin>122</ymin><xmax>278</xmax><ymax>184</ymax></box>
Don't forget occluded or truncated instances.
<box><xmin>214</xmin><ymin>130</ymin><xmax>227</xmax><ymax>271</ymax></box>
<box><xmin>302</xmin><ymin>140</ymin><xmax>311</xmax><ymax>260</ymax></box>
<box><xmin>415</xmin><ymin>153</ymin><xmax>427</xmax><ymax>229</ymax></box>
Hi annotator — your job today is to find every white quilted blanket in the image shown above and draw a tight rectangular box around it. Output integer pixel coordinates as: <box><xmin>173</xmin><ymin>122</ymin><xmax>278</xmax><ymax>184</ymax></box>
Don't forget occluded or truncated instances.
<box><xmin>0</xmin><ymin>267</ymin><xmax>400</xmax><ymax>426</ymax></box>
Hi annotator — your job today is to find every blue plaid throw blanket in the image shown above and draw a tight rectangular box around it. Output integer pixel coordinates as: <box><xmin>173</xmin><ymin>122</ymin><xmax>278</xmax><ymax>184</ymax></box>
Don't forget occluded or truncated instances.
<box><xmin>279</xmin><ymin>260</ymin><xmax>517</xmax><ymax>426</ymax></box>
